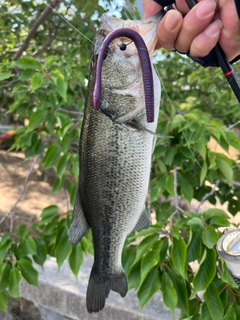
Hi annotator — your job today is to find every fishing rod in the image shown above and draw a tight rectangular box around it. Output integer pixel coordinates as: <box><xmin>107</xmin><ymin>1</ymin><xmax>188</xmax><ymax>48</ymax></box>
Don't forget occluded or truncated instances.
<box><xmin>154</xmin><ymin>0</ymin><xmax>240</xmax><ymax>103</ymax></box>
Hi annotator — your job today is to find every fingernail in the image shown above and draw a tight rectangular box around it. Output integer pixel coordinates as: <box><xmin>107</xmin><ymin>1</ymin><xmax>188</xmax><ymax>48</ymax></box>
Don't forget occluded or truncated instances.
<box><xmin>164</xmin><ymin>10</ymin><xmax>181</xmax><ymax>32</ymax></box>
<box><xmin>205</xmin><ymin>20</ymin><xmax>223</xmax><ymax>37</ymax></box>
<box><xmin>196</xmin><ymin>0</ymin><xmax>216</xmax><ymax>19</ymax></box>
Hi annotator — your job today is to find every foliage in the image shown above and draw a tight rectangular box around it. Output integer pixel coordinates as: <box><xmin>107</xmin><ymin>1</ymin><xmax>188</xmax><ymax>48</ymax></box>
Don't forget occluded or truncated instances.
<box><xmin>1</xmin><ymin>0</ymin><xmax>240</xmax><ymax>318</ymax></box>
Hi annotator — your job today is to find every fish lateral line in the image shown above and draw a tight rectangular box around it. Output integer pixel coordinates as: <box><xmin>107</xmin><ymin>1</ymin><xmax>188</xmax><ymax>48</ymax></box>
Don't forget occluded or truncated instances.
<box><xmin>93</xmin><ymin>28</ymin><xmax>155</xmax><ymax>123</ymax></box>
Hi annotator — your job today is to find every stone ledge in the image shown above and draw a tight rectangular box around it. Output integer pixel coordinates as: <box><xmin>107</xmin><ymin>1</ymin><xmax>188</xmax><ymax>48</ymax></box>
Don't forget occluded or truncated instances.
<box><xmin>1</xmin><ymin>255</ymin><xmax>179</xmax><ymax>320</ymax></box>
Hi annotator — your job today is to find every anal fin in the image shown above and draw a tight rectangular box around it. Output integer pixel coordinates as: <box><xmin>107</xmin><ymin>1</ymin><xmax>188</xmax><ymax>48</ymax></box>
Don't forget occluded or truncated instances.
<box><xmin>133</xmin><ymin>208</ymin><xmax>151</xmax><ymax>232</ymax></box>
<box><xmin>69</xmin><ymin>188</ymin><xmax>90</xmax><ymax>246</ymax></box>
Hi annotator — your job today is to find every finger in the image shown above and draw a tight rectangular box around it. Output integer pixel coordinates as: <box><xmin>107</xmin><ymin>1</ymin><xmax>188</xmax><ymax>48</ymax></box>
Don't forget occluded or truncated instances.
<box><xmin>175</xmin><ymin>0</ymin><xmax>193</xmax><ymax>13</ymax></box>
<box><xmin>156</xmin><ymin>10</ymin><xmax>183</xmax><ymax>50</ymax></box>
<box><xmin>142</xmin><ymin>0</ymin><xmax>162</xmax><ymax>19</ymax></box>
<box><xmin>189</xmin><ymin>19</ymin><xmax>222</xmax><ymax>57</ymax></box>
<box><xmin>175</xmin><ymin>0</ymin><xmax>217</xmax><ymax>53</ymax></box>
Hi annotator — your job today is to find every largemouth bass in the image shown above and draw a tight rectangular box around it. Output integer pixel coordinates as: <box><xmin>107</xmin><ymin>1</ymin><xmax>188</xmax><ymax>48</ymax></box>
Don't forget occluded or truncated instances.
<box><xmin>69</xmin><ymin>13</ymin><xmax>161</xmax><ymax>313</ymax></box>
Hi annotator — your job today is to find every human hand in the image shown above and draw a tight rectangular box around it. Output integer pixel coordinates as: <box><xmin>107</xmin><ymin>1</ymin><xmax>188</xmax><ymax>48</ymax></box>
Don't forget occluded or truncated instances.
<box><xmin>143</xmin><ymin>0</ymin><xmax>240</xmax><ymax>61</ymax></box>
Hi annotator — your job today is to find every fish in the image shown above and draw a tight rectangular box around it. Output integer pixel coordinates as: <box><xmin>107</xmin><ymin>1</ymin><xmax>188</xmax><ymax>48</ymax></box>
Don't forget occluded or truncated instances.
<box><xmin>69</xmin><ymin>12</ymin><xmax>162</xmax><ymax>313</ymax></box>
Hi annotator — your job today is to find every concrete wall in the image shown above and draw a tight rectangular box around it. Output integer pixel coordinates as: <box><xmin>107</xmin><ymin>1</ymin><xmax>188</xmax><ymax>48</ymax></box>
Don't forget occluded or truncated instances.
<box><xmin>0</xmin><ymin>255</ymin><xmax>178</xmax><ymax>320</ymax></box>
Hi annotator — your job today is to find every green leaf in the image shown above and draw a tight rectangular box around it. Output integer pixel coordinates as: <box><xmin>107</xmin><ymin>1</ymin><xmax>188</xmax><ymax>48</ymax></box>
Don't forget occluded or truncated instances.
<box><xmin>8</xmin><ymin>267</ymin><xmax>21</xmax><ymax>298</ymax></box>
<box><xmin>234</xmin><ymin>305</ymin><xmax>240</xmax><ymax>318</ymax></box>
<box><xmin>187</xmin><ymin>217</ymin><xmax>203</xmax><ymax>229</ymax></box>
<box><xmin>0</xmin><ymin>70</ymin><xmax>12</xmax><ymax>80</ymax></box>
<box><xmin>159</xmin><ymin>238</ymin><xmax>169</xmax><ymax>265</ymax></box>
<box><xmin>170</xmin><ymin>225</ymin><xmax>180</xmax><ymax>239</ymax></box>
<box><xmin>187</xmin><ymin>227</ymin><xmax>202</xmax><ymax>263</ymax></box>
<box><xmin>0</xmin><ymin>240</ymin><xmax>12</xmax><ymax>263</ymax></box>
<box><xmin>133</xmin><ymin>233</ymin><xmax>159</xmax><ymax>265</ymax></box>
<box><xmin>168</xmin><ymin>269</ymin><xmax>189</xmax><ymax>317</ymax></box>
<box><xmin>14</xmin><ymin>56</ymin><xmax>42</xmax><ymax>70</ymax></box>
<box><xmin>56</xmin><ymin>77</ymin><xmax>67</xmax><ymax>100</ymax></box>
<box><xmin>56</xmin><ymin>153</ymin><xmax>70</xmax><ymax>178</ymax></box>
<box><xmin>122</xmin><ymin>246</ymin><xmax>136</xmax><ymax>275</ymax></box>
<box><xmin>202</xmin><ymin>302</ymin><xmax>212</xmax><ymax>320</ymax></box>
<box><xmin>164</xmin><ymin>148</ymin><xmax>177</xmax><ymax>166</ymax></box>
<box><xmin>43</xmin><ymin>145</ymin><xmax>62</xmax><ymax>169</ymax></box>
<box><xmin>216</xmin><ymin>157</ymin><xmax>233</xmax><ymax>185</ymax></box>
<box><xmin>203</xmin><ymin>208</ymin><xmax>229</xmax><ymax>223</ymax></box>
<box><xmin>168</xmin><ymin>114</ymin><xmax>186</xmax><ymax>131</ymax></box>
<box><xmin>196</xmin><ymin>137</ymin><xmax>207</xmax><ymax>160</ymax></box>
<box><xmin>189</xmin><ymin>298</ymin><xmax>201</xmax><ymax>317</ymax></box>
<box><xmin>192</xmin><ymin>249</ymin><xmax>216</xmax><ymax>295</ymax></box>
<box><xmin>132</xmin><ymin>225</ymin><xmax>161</xmax><ymax>239</ymax></box>
<box><xmin>191</xmin><ymin>315</ymin><xmax>202</xmax><ymax>320</ymax></box>
<box><xmin>68</xmin><ymin>244</ymin><xmax>83</xmax><ymax>278</ymax></box>
<box><xmin>150</xmin><ymin>175</ymin><xmax>166</xmax><ymax>203</ymax></box>
<box><xmin>0</xmin><ymin>291</ymin><xmax>8</xmax><ymax>312</ymax></box>
<box><xmin>220</xmin><ymin>260</ymin><xmax>239</xmax><ymax>289</ymax></box>
<box><xmin>200</xmin><ymin>161</ymin><xmax>207</xmax><ymax>185</ymax></box>
<box><xmin>137</xmin><ymin>268</ymin><xmax>160</xmax><ymax>309</ymax></box>
<box><xmin>27</xmin><ymin>110</ymin><xmax>47</xmax><ymax>131</ymax></box>
<box><xmin>209</xmin><ymin>216</ymin><xmax>230</xmax><ymax>228</ymax></box>
<box><xmin>171</xmin><ymin>236</ymin><xmax>186</xmax><ymax>278</ymax></box>
<box><xmin>180</xmin><ymin>179</ymin><xmax>193</xmax><ymax>203</ymax></box>
<box><xmin>162</xmin><ymin>272</ymin><xmax>177</xmax><ymax>315</ymax></box>
<box><xmin>31</xmin><ymin>73</ymin><xmax>43</xmax><ymax>91</ymax></box>
<box><xmin>19</xmin><ymin>69</ymin><xmax>36</xmax><ymax>80</ymax></box>
<box><xmin>21</xmin><ymin>236</ymin><xmax>37</xmax><ymax>255</ymax></box>
<box><xmin>40</xmin><ymin>205</ymin><xmax>59</xmax><ymax>223</ymax></box>
<box><xmin>127</xmin><ymin>260</ymin><xmax>141</xmax><ymax>290</ymax></box>
<box><xmin>55</xmin><ymin>235</ymin><xmax>71</xmax><ymax>268</ymax></box>
<box><xmin>166</xmin><ymin>173</ymin><xmax>174</xmax><ymax>196</ymax></box>
<box><xmin>18</xmin><ymin>258</ymin><xmax>38</xmax><ymax>286</ymax></box>
<box><xmin>0</xmin><ymin>233</ymin><xmax>11</xmax><ymax>245</ymax></box>
<box><xmin>67</xmin><ymin>182</ymin><xmax>77</xmax><ymax>206</ymax></box>
<box><xmin>202</xmin><ymin>226</ymin><xmax>218</xmax><ymax>249</ymax></box>
<box><xmin>190</xmin><ymin>123</ymin><xmax>205</xmax><ymax>144</ymax></box>
<box><xmin>80</xmin><ymin>234</ymin><xmax>94</xmax><ymax>255</ymax></box>
<box><xmin>33</xmin><ymin>239</ymin><xmax>48</xmax><ymax>267</ymax></box>
<box><xmin>17</xmin><ymin>226</ymin><xmax>28</xmax><ymax>239</ymax></box>
<box><xmin>204</xmin><ymin>283</ymin><xmax>224</xmax><ymax>320</ymax></box>
<box><xmin>140</xmin><ymin>241</ymin><xmax>161</xmax><ymax>284</ymax></box>
<box><xmin>0</xmin><ymin>263</ymin><xmax>11</xmax><ymax>292</ymax></box>
<box><xmin>52</xmin><ymin>176</ymin><xmax>66</xmax><ymax>194</ymax></box>
<box><xmin>223</xmin><ymin>305</ymin><xmax>236</xmax><ymax>320</ymax></box>
<box><xmin>157</xmin><ymin>159</ymin><xmax>167</xmax><ymax>173</ymax></box>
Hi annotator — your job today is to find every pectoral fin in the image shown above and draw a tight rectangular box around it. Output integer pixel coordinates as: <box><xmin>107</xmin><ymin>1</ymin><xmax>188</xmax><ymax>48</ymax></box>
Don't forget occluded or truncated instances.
<box><xmin>69</xmin><ymin>188</ymin><xmax>90</xmax><ymax>246</ymax></box>
<box><xmin>133</xmin><ymin>208</ymin><xmax>151</xmax><ymax>232</ymax></box>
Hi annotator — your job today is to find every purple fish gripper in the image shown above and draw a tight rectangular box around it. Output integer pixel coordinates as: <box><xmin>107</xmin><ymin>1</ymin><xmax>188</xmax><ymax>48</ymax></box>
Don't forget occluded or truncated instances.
<box><xmin>93</xmin><ymin>28</ymin><xmax>154</xmax><ymax>123</ymax></box>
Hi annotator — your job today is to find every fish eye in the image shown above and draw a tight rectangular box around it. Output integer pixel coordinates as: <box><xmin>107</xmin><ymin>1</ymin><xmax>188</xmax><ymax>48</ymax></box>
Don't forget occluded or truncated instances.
<box><xmin>119</xmin><ymin>43</ymin><xmax>127</xmax><ymax>51</ymax></box>
<box><xmin>118</xmin><ymin>40</ymin><xmax>133</xmax><ymax>51</ymax></box>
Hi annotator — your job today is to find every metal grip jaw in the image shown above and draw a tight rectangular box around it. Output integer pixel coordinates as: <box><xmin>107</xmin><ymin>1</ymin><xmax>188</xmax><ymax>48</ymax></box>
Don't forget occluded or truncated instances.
<box><xmin>153</xmin><ymin>0</ymin><xmax>175</xmax><ymax>6</ymax></box>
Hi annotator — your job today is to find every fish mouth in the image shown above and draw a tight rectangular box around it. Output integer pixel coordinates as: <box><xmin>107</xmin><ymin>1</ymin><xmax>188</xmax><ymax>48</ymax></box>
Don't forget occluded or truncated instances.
<box><xmin>100</xmin><ymin>12</ymin><xmax>164</xmax><ymax>57</ymax></box>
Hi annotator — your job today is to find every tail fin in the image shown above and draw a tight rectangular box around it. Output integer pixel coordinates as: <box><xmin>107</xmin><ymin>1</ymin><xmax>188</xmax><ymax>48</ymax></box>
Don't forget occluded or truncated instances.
<box><xmin>86</xmin><ymin>268</ymin><xmax>128</xmax><ymax>313</ymax></box>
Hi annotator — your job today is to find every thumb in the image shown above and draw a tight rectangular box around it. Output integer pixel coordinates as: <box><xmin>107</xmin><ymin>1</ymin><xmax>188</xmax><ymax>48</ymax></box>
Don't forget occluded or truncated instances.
<box><xmin>142</xmin><ymin>0</ymin><xmax>162</xmax><ymax>19</ymax></box>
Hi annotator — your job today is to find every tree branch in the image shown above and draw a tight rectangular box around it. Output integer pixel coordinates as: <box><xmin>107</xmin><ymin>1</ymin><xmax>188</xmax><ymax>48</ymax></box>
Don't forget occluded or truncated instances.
<box><xmin>196</xmin><ymin>180</ymin><xmax>220</xmax><ymax>214</ymax></box>
<box><xmin>0</xmin><ymin>154</ymin><xmax>41</xmax><ymax>232</ymax></box>
<box><xmin>227</xmin><ymin>120</ymin><xmax>240</xmax><ymax>131</ymax></box>
<box><xmin>169</xmin><ymin>166</ymin><xmax>184</xmax><ymax>228</ymax></box>
<box><xmin>13</xmin><ymin>0</ymin><xmax>62</xmax><ymax>61</ymax></box>
<box><xmin>32</xmin><ymin>33</ymin><xmax>55</xmax><ymax>57</ymax></box>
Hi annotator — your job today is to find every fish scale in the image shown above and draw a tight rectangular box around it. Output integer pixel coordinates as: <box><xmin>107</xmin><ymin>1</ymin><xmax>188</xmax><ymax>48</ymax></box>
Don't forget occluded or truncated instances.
<box><xmin>68</xmin><ymin>12</ymin><xmax>162</xmax><ymax>313</ymax></box>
